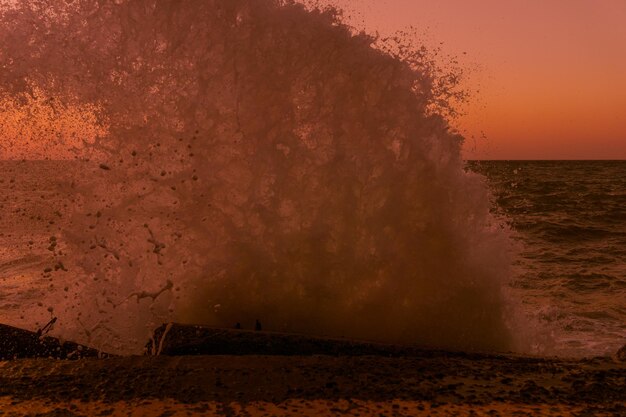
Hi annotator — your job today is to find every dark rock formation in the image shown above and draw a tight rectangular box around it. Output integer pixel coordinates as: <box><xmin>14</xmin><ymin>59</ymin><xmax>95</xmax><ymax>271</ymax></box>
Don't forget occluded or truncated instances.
<box><xmin>0</xmin><ymin>323</ymin><xmax>105</xmax><ymax>360</ymax></box>
<box><xmin>145</xmin><ymin>323</ymin><xmax>513</xmax><ymax>359</ymax></box>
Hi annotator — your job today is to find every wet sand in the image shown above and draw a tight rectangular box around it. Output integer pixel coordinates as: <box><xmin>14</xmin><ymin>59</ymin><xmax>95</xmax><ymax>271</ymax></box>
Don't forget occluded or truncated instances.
<box><xmin>0</xmin><ymin>351</ymin><xmax>624</xmax><ymax>416</ymax></box>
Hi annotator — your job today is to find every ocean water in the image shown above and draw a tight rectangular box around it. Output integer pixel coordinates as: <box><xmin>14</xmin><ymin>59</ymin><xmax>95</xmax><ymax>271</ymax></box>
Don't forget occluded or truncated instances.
<box><xmin>1</xmin><ymin>160</ymin><xmax>623</xmax><ymax>357</ymax></box>
<box><xmin>0</xmin><ymin>160</ymin><xmax>77</xmax><ymax>331</ymax></box>
<box><xmin>0</xmin><ymin>1</ymin><xmax>622</xmax><ymax>357</ymax></box>
<box><xmin>469</xmin><ymin>160</ymin><xmax>626</xmax><ymax>356</ymax></box>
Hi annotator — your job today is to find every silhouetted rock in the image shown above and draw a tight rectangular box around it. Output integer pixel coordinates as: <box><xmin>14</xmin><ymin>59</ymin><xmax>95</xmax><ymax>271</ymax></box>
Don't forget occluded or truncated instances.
<box><xmin>255</xmin><ymin>319</ymin><xmax>262</xmax><ymax>331</ymax></box>
<box><xmin>0</xmin><ymin>323</ymin><xmax>105</xmax><ymax>360</ymax></box>
<box><xmin>617</xmin><ymin>344</ymin><xmax>626</xmax><ymax>361</ymax></box>
<box><xmin>144</xmin><ymin>323</ymin><xmax>499</xmax><ymax>358</ymax></box>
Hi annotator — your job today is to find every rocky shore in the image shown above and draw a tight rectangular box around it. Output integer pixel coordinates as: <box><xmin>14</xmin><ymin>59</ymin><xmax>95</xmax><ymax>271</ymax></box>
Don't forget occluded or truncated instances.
<box><xmin>0</xmin><ymin>333</ymin><xmax>624</xmax><ymax>416</ymax></box>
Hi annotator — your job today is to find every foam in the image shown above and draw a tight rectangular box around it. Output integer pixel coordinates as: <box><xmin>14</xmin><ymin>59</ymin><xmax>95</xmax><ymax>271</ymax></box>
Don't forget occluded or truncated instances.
<box><xmin>0</xmin><ymin>0</ymin><xmax>519</xmax><ymax>354</ymax></box>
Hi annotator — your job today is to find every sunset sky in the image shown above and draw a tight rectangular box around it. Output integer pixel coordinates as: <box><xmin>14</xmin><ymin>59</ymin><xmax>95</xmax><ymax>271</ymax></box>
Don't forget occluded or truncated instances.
<box><xmin>2</xmin><ymin>1</ymin><xmax>624</xmax><ymax>160</ymax></box>
<box><xmin>327</xmin><ymin>0</ymin><xmax>626</xmax><ymax>160</ymax></box>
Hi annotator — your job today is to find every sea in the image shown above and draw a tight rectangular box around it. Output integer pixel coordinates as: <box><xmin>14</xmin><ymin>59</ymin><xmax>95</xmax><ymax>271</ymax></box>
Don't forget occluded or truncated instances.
<box><xmin>469</xmin><ymin>160</ymin><xmax>625</xmax><ymax>356</ymax></box>
<box><xmin>0</xmin><ymin>159</ymin><xmax>624</xmax><ymax>357</ymax></box>
<box><xmin>0</xmin><ymin>0</ymin><xmax>623</xmax><ymax>358</ymax></box>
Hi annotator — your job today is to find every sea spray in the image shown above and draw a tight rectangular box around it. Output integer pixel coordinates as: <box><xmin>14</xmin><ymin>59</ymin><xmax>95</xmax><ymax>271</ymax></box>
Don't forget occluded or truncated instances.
<box><xmin>1</xmin><ymin>0</ymin><xmax>518</xmax><ymax>354</ymax></box>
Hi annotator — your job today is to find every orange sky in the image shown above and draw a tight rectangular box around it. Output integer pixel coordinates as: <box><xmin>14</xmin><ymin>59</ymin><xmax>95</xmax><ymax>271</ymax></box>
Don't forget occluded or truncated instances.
<box><xmin>3</xmin><ymin>1</ymin><xmax>624</xmax><ymax>160</ymax></box>
<box><xmin>328</xmin><ymin>0</ymin><xmax>626</xmax><ymax>159</ymax></box>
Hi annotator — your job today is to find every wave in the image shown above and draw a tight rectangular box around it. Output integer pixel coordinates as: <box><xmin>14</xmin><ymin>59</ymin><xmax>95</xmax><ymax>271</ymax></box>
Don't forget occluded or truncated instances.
<box><xmin>0</xmin><ymin>0</ymin><xmax>521</xmax><ymax>354</ymax></box>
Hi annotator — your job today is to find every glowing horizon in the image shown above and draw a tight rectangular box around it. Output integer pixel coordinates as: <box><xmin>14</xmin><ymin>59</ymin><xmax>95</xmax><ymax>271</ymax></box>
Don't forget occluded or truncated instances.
<box><xmin>1</xmin><ymin>1</ymin><xmax>624</xmax><ymax>160</ymax></box>
<box><xmin>330</xmin><ymin>0</ymin><xmax>626</xmax><ymax>160</ymax></box>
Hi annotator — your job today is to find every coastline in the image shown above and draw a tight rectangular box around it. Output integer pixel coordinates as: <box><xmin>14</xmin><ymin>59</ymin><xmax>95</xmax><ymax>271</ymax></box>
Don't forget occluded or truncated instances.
<box><xmin>0</xmin><ymin>350</ymin><xmax>623</xmax><ymax>416</ymax></box>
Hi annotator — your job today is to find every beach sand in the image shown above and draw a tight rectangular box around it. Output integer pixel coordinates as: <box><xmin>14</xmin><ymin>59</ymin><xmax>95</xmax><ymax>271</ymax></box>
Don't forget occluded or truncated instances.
<box><xmin>0</xmin><ymin>351</ymin><xmax>624</xmax><ymax>416</ymax></box>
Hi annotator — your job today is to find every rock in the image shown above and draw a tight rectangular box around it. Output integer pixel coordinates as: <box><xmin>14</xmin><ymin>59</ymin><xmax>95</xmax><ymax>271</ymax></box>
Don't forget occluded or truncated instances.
<box><xmin>616</xmin><ymin>344</ymin><xmax>626</xmax><ymax>362</ymax></box>
<box><xmin>145</xmin><ymin>323</ymin><xmax>429</xmax><ymax>357</ymax></box>
<box><xmin>0</xmin><ymin>322</ymin><xmax>106</xmax><ymax>360</ymax></box>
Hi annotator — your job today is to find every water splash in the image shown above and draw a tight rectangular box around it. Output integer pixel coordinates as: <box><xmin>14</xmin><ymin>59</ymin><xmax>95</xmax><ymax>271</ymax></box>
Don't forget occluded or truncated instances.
<box><xmin>1</xmin><ymin>0</ymin><xmax>520</xmax><ymax>354</ymax></box>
